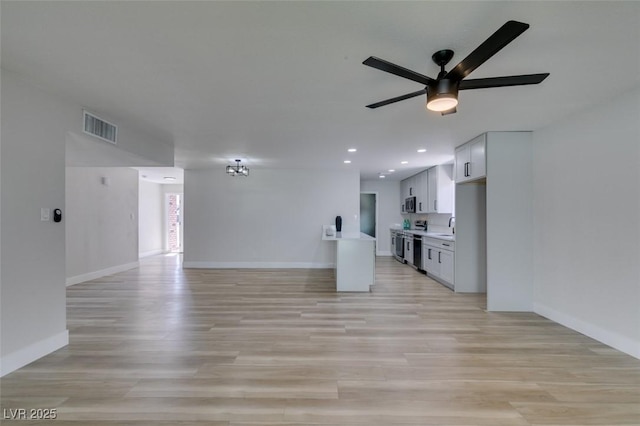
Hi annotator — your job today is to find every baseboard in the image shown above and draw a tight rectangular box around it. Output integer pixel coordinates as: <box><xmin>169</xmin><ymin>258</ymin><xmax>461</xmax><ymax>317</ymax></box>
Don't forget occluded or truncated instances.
<box><xmin>377</xmin><ymin>251</ymin><xmax>393</xmax><ymax>256</ymax></box>
<box><xmin>66</xmin><ymin>261</ymin><xmax>140</xmax><ymax>286</ymax></box>
<box><xmin>534</xmin><ymin>303</ymin><xmax>640</xmax><ymax>359</ymax></box>
<box><xmin>183</xmin><ymin>261</ymin><xmax>334</xmax><ymax>269</ymax></box>
<box><xmin>139</xmin><ymin>249</ymin><xmax>165</xmax><ymax>258</ymax></box>
<box><xmin>0</xmin><ymin>330</ymin><xmax>69</xmax><ymax>377</ymax></box>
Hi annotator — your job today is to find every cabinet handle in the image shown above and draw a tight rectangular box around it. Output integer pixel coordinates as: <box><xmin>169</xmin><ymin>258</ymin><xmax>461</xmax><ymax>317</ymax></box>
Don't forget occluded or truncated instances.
<box><xmin>410</xmin><ymin>187</ymin><xmax>413</xmax><ymax>196</ymax></box>
<box><xmin>434</xmin><ymin>200</ymin><xmax>437</xmax><ymax>211</ymax></box>
<box><xmin>443</xmin><ymin>243</ymin><xmax>450</xmax><ymax>247</ymax></box>
<box><xmin>464</xmin><ymin>162</ymin><xmax>470</xmax><ymax>177</ymax></box>
<box><xmin>419</xmin><ymin>202</ymin><xmax>422</xmax><ymax>211</ymax></box>
<box><xmin>428</xmin><ymin>248</ymin><xmax>431</xmax><ymax>260</ymax></box>
<box><xmin>438</xmin><ymin>252</ymin><xmax>441</xmax><ymax>264</ymax></box>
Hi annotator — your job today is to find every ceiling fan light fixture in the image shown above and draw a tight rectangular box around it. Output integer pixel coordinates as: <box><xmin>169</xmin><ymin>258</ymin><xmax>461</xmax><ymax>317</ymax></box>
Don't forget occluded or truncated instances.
<box><xmin>426</xmin><ymin>79</ymin><xmax>459</xmax><ymax>112</ymax></box>
<box><xmin>426</xmin><ymin>95</ymin><xmax>458</xmax><ymax>112</ymax></box>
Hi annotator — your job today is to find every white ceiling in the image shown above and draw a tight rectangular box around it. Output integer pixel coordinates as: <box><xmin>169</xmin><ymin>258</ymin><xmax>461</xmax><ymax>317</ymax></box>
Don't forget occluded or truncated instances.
<box><xmin>2</xmin><ymin>1</ymin><xmax>639</xmax><ymax>180</ymax></box>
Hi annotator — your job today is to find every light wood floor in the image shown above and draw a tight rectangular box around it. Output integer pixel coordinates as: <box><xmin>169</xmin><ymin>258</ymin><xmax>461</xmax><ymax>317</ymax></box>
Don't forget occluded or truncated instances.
<box><xmin>1</xmin><ymin>255</ymin><xmax>639</xmax><ymax>425</ymax></box>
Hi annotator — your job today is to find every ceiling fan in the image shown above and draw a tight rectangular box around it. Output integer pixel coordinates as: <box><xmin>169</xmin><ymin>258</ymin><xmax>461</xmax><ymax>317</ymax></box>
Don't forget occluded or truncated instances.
<box><xmin>363</xmin><ymin>20</ymin><xmax>549</xmax><ymax>115</ymax></box>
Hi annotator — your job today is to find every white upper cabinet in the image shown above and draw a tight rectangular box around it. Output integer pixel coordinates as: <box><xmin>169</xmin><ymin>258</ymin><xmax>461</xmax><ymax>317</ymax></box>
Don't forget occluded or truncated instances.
<box><xmin>426</xmin><ymin>164</ymin><xmax>454</xmax><ymax>214</ymax></box>
<box><xmin>401</xmin><ymin>165</ymin><xmax>454</xmax><ymax>215</ymax></box>
<box><xmin>455</xmin><ymin>133</ymin><xmax>486</xmax><ymax>183</ymax></box>
<box><xmin>416</xmin><ymin>171</ymin><xmax>429</xmax><ymax>213</ymax></box>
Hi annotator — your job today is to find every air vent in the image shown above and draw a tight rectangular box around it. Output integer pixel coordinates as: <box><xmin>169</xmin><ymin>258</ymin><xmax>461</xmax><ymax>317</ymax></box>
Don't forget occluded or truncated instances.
<box><xmin>83</xmin><ymin>110</ymin><xmax>117</xmax><ymax>144</ymax></box>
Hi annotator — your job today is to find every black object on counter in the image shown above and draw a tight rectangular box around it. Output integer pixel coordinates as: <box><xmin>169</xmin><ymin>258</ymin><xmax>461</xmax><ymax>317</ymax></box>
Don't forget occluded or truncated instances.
<box><xmin>335</xmin><ymin>216</ymin><xmax>342</xmax><ymax>232</ymax></box>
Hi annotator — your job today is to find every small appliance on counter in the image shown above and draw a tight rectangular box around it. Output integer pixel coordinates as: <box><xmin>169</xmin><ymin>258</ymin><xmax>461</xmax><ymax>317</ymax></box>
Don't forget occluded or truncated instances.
<box><xmin>414</xmin><ymin>220</ymin><xmax>427</xmax><ymax>231</ymax></box>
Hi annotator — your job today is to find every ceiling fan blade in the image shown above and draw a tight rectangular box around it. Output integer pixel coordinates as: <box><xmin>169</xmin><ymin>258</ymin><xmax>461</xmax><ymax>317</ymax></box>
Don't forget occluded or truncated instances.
<box><xmin>459</xmin><ymin>73</ymin><xmax>549</xmax><ymax>90</ymax></box>
<box><xmin>366</xmin><ymin>89</ymin><xmax>427</xmax><ymax>109</ymax></box>
<box><xmin>445</xmin><ymin>20</ymin><xmax>530</xmax><ymax>81</ymax></box>
<box><xmin>441</xmin><ymin>107</ymin><xmax>457</xmax><ymax>116</ymax></box>
<box><xmin>363</xmin><ymin>56</ymin><xmax>434</xmax><ymax>86</ymax></box>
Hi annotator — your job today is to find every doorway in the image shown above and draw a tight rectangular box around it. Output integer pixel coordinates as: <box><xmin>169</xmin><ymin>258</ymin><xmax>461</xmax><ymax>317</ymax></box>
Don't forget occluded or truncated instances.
<box><xmin>360</xmin><ymin>192</ymin><xmax>377</xmax><ymax>238</ymax></box>
<box><xmin>166</xmin><ymin>193</ymin><xmax>183</xmax><ymax>253</ymax></box>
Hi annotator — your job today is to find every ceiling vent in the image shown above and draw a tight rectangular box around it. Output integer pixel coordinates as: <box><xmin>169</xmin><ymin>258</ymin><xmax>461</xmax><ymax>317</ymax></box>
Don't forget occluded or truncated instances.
<box><xmin>83</xmin><ymin>110</ymin><xmax>117</xmax><ymax>144</ymax></box>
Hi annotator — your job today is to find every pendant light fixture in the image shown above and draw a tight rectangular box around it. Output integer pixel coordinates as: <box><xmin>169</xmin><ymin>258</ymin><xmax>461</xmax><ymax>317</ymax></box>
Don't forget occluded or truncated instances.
<box><xmin>226</xmin><ymin>159</ymin><xmax>249</xmax><ymax>176</ymax></box>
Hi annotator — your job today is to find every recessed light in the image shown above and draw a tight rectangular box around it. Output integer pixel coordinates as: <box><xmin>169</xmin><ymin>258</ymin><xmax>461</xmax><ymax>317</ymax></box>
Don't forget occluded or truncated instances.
<box><xmin>388</xmin><ymin>169</ymin><xmax>395</xmax><ymax>173</ymax></box>
<box><xmin>347</xmin><ymin>148</ymin><xmax>357</xmax><ymax>152</ymax></box>
<box><xmin>379</xmin><ymin>175</ymin><xmax>386</xmax><ymax>178</ymax></box>
<box><xmin>164</xmin><ymin>176</ymin><xmax>176</xmax><ymax>181</ymax></box>
<box><xmin>344</xmin><ymin>160</ymin><xmax>351</xmax><ymax>164</ymax></box>
<box><xmin>401</xmin><ymin>161</ymin><xmax>408</xmax><ymax>164</ymax></box>
<box><xmin>417</xmin><ymin>148</ymin><xmax>426</xmax><ymax>153</ymax></box>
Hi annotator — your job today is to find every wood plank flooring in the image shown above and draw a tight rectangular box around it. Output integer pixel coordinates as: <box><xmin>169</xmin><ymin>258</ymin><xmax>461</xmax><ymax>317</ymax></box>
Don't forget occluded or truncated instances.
<box><xmin>1</xmin><ymin>255</ymin><xmax>639</xmax><ymax>425</ymax></box>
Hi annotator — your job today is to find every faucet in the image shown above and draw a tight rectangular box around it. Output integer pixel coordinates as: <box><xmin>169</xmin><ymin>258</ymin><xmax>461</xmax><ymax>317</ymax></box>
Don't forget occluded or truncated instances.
<box><xmin>448</xmin><ymin>217</ymin><xmax>455</xmax><ymax>234</ymax></box>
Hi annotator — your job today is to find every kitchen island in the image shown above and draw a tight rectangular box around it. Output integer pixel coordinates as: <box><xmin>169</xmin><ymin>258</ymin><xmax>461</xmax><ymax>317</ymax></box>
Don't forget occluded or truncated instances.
<box><xmin>322</xmin><ymin>227</ymin><xmax>376</xmax><ymax>292</ymax></box>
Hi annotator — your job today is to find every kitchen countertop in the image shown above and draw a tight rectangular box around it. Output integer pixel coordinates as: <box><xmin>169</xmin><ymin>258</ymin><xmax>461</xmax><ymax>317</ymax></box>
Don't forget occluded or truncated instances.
<box><xmin>322</xmin><ymin>226</ymin><xmax>376</xmax><ymax>241</ymax></box>
<box><xmin>322</xmin><ymin>232</ymin><xmax>376</xmax><ymax>241</ymax></box>
<box><xmin>390</xmin><ymin>228</ymin><xmax>455</xmax><ymax>242</ymax></box>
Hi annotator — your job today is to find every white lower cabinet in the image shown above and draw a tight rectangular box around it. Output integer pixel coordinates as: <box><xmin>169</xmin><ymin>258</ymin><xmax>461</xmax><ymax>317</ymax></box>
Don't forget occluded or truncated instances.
<box><xmin>422</xmin><ymin>238</ymin><xmax>454</xmax><ymax>289</ymax></box>
<box><xmin>404</xmin><ymin>235</ymin><xmax>413</xmax><ymax>266</ymax></box>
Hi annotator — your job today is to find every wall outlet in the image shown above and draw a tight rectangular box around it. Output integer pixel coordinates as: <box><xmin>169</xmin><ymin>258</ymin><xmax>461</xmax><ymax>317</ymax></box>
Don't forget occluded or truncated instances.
<box><xmin>40</xmin><ymin>208</ymin><xmax>51</xmax><ymax>221</ymax></box>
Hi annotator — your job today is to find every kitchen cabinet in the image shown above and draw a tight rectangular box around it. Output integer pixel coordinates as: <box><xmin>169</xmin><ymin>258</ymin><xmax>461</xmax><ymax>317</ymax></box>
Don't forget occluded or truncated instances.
<box><xmin>390</xmin><ymin>230</ymin><xmax>396</xmax><ymax>254</ymax></box>
<box><xmin>416</xmin><ymin>171</ymin><xmax>429</xmax><ymax>213</ymax></box>
<box><xmin>455</xmin><ymin>133</ymin><xmax>486</xmax><ymax>183</ymax></box>
<box><xmin>455</xmin><ymin>131</ymin><xmax>533</xmax><ymax>310</ymax></box>
<box><xmin>426</xmin><ymin>165</ymin><xmax>454</xmax><ymax>213</ymax></box>
<box><xmin>401</xmin><ymin>175</ymin><xmax>418</xmax><ymax>198</ymax></box>
<box><xmin>423</xmin><ymin>237</ymin><xmax>454</xmax><ymax>289</ymax></box>
<box><xmin>402</xmin><ymin>165</ymin><xmax>454</xmax><ymax>215</ymax></box>
<box><xmin>404</xmin><ymin>235</ymin><xmax>414</xmax><ymax>266</ymax></box>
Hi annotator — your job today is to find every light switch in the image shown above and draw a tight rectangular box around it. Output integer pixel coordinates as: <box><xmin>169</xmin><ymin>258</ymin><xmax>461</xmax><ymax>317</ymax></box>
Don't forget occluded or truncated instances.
<box><xmin>41</xmin><ymin>208</ymin><xmax>51</xmax><ymax>221</ymax></box>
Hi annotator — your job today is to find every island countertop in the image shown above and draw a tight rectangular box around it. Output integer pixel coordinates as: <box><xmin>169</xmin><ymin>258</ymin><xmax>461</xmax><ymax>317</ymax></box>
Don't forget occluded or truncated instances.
<box><xmin>322</xmin><ymin>231</ymin><xmax>376</xmax><ymax>241</ymax></box>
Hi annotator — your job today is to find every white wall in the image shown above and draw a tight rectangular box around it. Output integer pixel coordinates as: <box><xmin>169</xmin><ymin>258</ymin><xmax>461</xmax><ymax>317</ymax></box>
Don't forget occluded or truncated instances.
<box><xmin>66</xmin><ymin>167</ymin><xmax>139</xmax><ymax>285</ymax></box>
<box><xmin>1</xmin><ymin>71</ymin><xmax>70</xmax><ymax>375</ymax></box>
<box><xmin>139</xmin><ymin>179</ymin><xmax>164</xmax><ymax>257</ymax></box>
<box><xmin>184</xmin><ymin>169</ymin><xmax>360</xmax><ymax>268</ymax></box>
<box><xmin>361</xmin><ymin>179</ymin><xmax>404</xmax><ymax>255</ymax></box>
<box><xmin>532</xmin><ymin>87</ymin><xmax>640</xmax><ymax>358</ymax></box>
<box><xmin>486</xmin><ymin>132</ymin><xmax>533</xmax><ymax>311</ymax></box>
<box><xmin>1</xmin><ymin>70</ymin><xmax>173</xmax><ymax>376</ymax></box>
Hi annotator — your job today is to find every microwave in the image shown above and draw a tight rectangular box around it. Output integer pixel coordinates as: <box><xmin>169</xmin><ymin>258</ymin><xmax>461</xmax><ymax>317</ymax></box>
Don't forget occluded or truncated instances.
<box><xmin>405</xmin><ymin>196</ymin><xmax>416</xmax><ymax>213</ymax></box>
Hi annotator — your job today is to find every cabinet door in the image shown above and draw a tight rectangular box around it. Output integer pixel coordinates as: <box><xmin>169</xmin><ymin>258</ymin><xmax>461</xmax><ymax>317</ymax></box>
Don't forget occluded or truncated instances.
<box><xmin>424</xmin><ymin>245</ymin><xmax>439</xmax><ymax>276</ymax></box>
<box><xmin>404</xmin><ymin>239</ymin><xmax>413</xmax><ymax>265</ymax></box>
<box><xmin>439</xmin><ymin>250</ymin><xmax>454</xmax><ymax>285</ymax></box>
<box><xmin>400</xmin><ymin>179</ymin><xmax>409</xmax><ymax>199</ymax></box>
<box><xmin>408</xmin><ymin>175</ymin><xmax>417</xmax><ymax>197</ymax></box>
<box><xmin>422</xmin><ymin>244</ymin><xmax>430</xmax><ymax>271</ymax></box>
<box><xmin>470</xmin><ymin>135</ymin><xmax>486</xmax><ymax>179</ymax></box>
<box><xmin>455</xmin><ymin>144</ymin><xmax>470</xmax><ymax>183</ymax></box>
<box><xmin>427</xmin><ymin>167</ymin><xmax>437</xmax><ymax>212</ymax></box>
<box><xmin>416</xmin><ymin>171</ymin><xmax>428</xmax><ymax>213</ymax></box>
